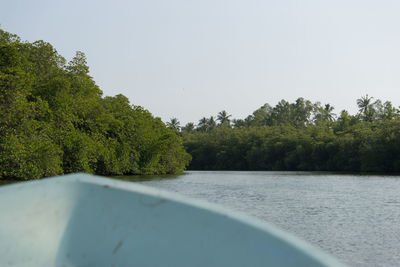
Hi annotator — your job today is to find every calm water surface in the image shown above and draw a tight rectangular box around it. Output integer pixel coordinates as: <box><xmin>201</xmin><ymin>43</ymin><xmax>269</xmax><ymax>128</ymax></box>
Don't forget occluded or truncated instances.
<box><xmin>119</xmin><ymin>171</ymin><xmax>400</xmax><ymax>267</ymax></box>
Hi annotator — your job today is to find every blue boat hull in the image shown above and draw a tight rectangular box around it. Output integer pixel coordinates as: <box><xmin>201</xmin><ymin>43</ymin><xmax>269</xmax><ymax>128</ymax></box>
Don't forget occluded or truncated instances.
<box><xmin>0</xmin><ymin>174</ymin><xmax>345</xmax><ymax>266</ymax></box>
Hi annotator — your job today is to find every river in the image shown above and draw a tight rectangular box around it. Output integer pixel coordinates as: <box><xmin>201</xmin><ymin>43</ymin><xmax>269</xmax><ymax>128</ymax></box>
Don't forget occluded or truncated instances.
<box><xmin>118</xmin><ymin>171</ymin><xmax>400</xmax><ymax>267</ymax></box>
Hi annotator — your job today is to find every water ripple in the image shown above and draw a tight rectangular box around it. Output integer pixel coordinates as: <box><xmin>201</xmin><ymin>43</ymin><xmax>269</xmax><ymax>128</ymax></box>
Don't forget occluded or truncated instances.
<box><xmin>134</xmin><ymin>171</ymin><xmax>400</xmax><ymax>267</ymax></box>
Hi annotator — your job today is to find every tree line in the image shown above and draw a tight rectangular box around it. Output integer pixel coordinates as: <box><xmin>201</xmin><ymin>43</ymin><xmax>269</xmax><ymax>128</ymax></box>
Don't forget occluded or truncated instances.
<box><xmin>0</xmin><ymin>29</ymin><xmax>191</xmax><ymax>180</ymax></box>
<box><xmin>171</xmin><ymin>96</ymin><xmax>400</xmax><ymax>172</ymax></box>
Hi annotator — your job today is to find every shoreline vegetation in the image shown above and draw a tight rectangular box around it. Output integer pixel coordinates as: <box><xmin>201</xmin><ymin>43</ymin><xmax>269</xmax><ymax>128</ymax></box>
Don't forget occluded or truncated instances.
<box><xmin>2</xmin><ymin>29</ymin><xmax>400</xmax><ymax>180</ymax></box>
<box><xmin>0</xmin><ymin>29</ymin><xmax>191</xmax><ymax>180</ymax></box>
<box><xmin>177</xmin><ymin>95</ymin><xmax>400</xmax><ymax>172</ymax></box>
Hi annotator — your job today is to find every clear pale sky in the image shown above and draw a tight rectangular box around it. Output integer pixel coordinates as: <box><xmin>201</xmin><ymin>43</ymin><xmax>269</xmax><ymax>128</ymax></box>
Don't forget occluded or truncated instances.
<box><xmin>2</xmin><ymin>0</ymin><xmax>400</xmax><ymax>124</ymax></box>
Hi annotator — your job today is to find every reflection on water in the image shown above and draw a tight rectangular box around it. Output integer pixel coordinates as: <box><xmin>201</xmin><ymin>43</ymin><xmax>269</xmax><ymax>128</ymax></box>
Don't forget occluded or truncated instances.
<box><xmin>112</xmin><ymin>173</ymin><xmax>182</xmax><ymax>182</ymax></box>
<box><xmin>0</xmin><ymin>173</ymin><xmax>181</xmax><ymax>186</ymax></box>
<box><xmin>0</xmin><ymin>179</ymin><xmax>21</xmax><ymax>186</ymax></box>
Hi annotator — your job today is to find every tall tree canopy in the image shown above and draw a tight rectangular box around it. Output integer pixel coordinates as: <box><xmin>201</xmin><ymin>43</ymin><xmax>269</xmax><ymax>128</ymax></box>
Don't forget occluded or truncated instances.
<box><xmin>0</xmin><ymin>29</ymin><xmax>191</xmax><ymax>180</ymax></box>
<box><xmin>182</xmin><ymin>97</ymin><xmax>400</xmax><ymax>172</ymax></box>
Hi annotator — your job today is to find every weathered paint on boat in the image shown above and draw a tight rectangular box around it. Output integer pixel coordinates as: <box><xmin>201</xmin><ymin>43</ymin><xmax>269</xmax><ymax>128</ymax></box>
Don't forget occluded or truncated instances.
<box><xmin>0</xmin><ymin>173</ymin><xmax>346</xmax><ymax>267</ymax></box>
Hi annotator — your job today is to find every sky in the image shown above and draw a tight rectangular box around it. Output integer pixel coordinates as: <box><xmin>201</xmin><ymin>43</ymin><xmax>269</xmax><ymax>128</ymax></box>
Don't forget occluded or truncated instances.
<box><xmin>2</xmin><ymin>0</ymin><xmax>400</xmax><ymax>125</ymax></box>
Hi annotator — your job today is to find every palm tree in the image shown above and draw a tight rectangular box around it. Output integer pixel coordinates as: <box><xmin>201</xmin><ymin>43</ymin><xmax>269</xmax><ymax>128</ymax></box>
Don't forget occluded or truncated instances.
<box><xmin>324</xmin><ymin>104</ymin><xmax>336</xmax><ymax>122</ymax></box>
<box><xmin>166</xmin><ymin>118</ymin><xmax>180</xmax><ymax>132</ymax></box>
<box><xmin>197</xmin><ymin>117</ymin><xmax>208</xmax><ymax>132</ymax></box>
<box><xmin>357</xmin><ymin>94</ymin><xmax>373</xmax><ymax>116</ymax></box>
<box><xmin>217</xmin><ymin>110</ymin><xmax>232</xmax><ymax>125</ymax></box>
<box><xmin>312</xmin><ymin>103</ymin><xmax>335</xmax><ymax>124</ymax></box>
<box><xmin>182</xmin><ymin>122</ymin><xmax>195</xmax><ymax>132</ymax></box>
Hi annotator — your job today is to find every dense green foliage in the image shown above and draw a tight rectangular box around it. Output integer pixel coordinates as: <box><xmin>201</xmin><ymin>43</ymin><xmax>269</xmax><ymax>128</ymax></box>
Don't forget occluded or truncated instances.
<box><xmin>0</xmin><ymin>29</ymin><xmax>190</xmax><ymax>180</ymax></box>
<box><xmin>181</xmin><ymin>97</ymin><xmax>400</xmax><ymax>172</ymax></box>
